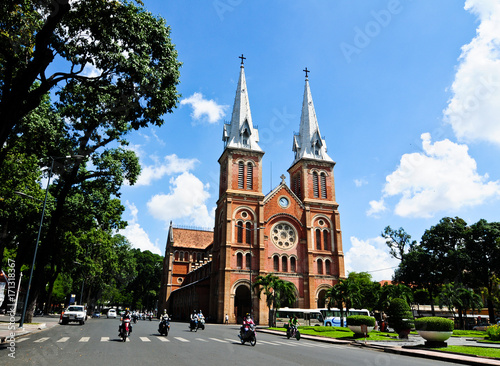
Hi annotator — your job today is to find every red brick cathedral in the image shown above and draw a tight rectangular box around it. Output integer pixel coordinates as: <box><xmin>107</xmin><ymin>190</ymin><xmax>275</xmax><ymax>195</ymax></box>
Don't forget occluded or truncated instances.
<box><xmin>159</xmin><ymin>61</ymin><xmax>345</xmax><ymax>324</ymax></box>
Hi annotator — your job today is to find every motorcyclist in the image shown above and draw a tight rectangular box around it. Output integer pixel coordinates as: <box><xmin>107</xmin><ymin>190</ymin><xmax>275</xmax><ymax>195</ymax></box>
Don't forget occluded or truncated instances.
<box><xmin>288</xmin><ymin>315</ymin><xmax>299</xmax><ymax>334</ymax></box>
<box><xmin>119</xmin><ymin>309</ymin><xmax>132</xmax><ymax>336</ymax></box>
<box><xmin>240</xmin><ymin>313</ymin><xmax>255</xmax><ymax>337</ymax></box>
<box><xmin>190</xmin><ymin>310</ymin><xmax>198</xmax><ymax>329</ymax></box>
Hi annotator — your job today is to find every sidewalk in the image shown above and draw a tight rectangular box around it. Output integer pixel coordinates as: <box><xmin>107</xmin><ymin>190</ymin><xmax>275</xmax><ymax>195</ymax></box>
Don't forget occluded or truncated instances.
<box><xmin>258</xmin><ymin>328</ymin><xmax>500</xmax><ymax>366</ymax></box>
<box><xmin>0</xmin><ymin>314</ymin><xmax>60</xmax><ymax>343</ymax></box>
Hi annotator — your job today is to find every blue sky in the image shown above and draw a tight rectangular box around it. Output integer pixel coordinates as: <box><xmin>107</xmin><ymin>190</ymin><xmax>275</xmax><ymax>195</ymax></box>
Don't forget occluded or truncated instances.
<box><xmin>115</xmin><ymin>0</ymin><xmax>500</xmax><ymax>281</ymax></box>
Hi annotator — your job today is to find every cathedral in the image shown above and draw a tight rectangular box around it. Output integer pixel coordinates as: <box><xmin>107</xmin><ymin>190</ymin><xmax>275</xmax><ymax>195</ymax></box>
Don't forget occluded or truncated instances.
<box><xmin>159</xmin><ymin>59</ymin><xmax>345</xmax><ymax>324</ymax></box>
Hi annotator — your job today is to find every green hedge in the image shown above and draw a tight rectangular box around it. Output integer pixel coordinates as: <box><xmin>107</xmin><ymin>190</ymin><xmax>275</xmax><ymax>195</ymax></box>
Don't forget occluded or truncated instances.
<box><xmin>487</xmin><ymin>324</ymin><xmax>500</xmax><ymax>341</ymax></box>
<box><xmin>347</xmin><ymin>315</ymin><xmax>376</xmax><ymax>327</ymax></box>
<box><xmin>414</xmin><ymin>317</ymin><xmax>454</xmax><ymax>331</ymax></box>
<box><xmin>387</xmin><ymin>298</ymin><xmax>415</xmax><ymax>332</ymax></box>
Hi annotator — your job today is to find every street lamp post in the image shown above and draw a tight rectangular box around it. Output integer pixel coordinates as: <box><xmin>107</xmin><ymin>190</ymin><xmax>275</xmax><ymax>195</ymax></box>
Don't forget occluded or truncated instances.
<box><xmin>19</xmin><ymin>155</ymin><xmax>84</xmax><ymax>328</ymax></box>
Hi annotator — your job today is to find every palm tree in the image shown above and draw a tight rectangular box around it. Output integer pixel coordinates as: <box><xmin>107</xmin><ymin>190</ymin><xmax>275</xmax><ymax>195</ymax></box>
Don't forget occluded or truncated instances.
<box><xmin>324</xmin><ymin>278</ymin><xmax>360</xmax><ymax>327</ymax></box>
<box><xmin>253</xmin><ymin>274</ymin><xmax>297</xmax><ymax>326</ymax></box>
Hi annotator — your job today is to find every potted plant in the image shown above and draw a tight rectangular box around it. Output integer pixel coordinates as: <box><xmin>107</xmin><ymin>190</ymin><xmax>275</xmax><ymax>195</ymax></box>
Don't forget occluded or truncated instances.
<box><xmin>387</xmin><ymin>298</ymin><xmax>415</xmax><ymax>339</ymax></box>
<box><xmin>415</xmin><ymin>317</ymin><xmax>454</xmax><ymax>347</ymax></box>
<box><xmin>347</xmin><ymin>315</ymin><xmax>376</xmax><ymax>337</ymax></box>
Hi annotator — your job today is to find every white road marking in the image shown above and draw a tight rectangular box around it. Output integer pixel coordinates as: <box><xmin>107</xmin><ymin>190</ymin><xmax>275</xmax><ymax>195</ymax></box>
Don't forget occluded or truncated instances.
<box><xmin>255</xmin><ymin>340</ymin><xmax>279</xmax><ymax>345</ymax></box>
<box><xmin>57</xmin><ymin>337</ymin><xmax>70</xmax><ymax>342</ymax></box>
<box><xmin>196</xmin><ymin>338</ymin><xmax>208</xmax><ymax>342</ymax></box>
<box><xmin>16</xmin><ymin>338</ymin><xmax>29</xmax><ymax>342</ymax></box>
<box><xmin>209</xmin><ymin>337</ymin><xmax>229</xmax><ymax>343</ymax></box>
<box><xmin>140</xmin><ymin>337</ymin><xmax>151</xmax><ymax>342</ymax></box>
<box><xmin>79</xmin><ymin>337</ymin><xmax>90</xmax><ymax>342</ymax></box>
<box><xmin>101</xmin><ymin>337</ymin><xmax>110</xmax><ymax>342</ymax></box>
<box><xmin>157</xmin><ymin>337</ymin><xmax>170</xmax><ymax>342</ymax></box>
<box><xmin>34</xmin><ymin>337</ymin><xmax>49</xmax><ymax>343</ymax></box>
<box><xmin>174</xmin><ymin>337</ymin><xmax>190</xmax><ymax>342</ymax></box>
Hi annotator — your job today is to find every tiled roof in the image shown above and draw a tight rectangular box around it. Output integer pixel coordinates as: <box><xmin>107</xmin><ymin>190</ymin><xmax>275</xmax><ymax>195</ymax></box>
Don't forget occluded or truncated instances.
<box><xmin>171</xmin><ymin>228</ymin><xmax>213</xmax><ymax>249</ymax></box>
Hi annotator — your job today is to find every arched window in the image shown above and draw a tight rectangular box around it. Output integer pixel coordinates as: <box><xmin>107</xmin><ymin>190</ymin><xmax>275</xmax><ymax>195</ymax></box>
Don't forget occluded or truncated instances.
<box><xmin>313</xmin><ymin>172</ymin><xmax>319</xmax><ymax>198</ymax></box>
<box><xmin>192</xmin><ymin>253</ymin><xmax>197</xmax><ymax>261</ymax></box>
<box><xmin>282</xmin><ymin>257</ymin><xmax>288</xmax><ymax>272</ymax></box>
<box><xmin>246</xmin><ymin>253</ymin><xmax>251</xmax><ymax>269</ymax></box>
<box><xmin>174</xmin><ymin>251</ymin><xmax>179</xmax><ymax>261</ymax></box>
<box><xmin>236</xmin><ymin>253</ymin><xmax>243</xmax><ymax>269</ymax></box>
<box><xmin>320</xmin><ymin>172</ymin><xmax>327</xmax><ymax>198</ymax></box>
<box><xmin>247</xmin><ymin>163</ymin><xmax>253</xmax><ymax>189</ymax></box>
<box><xmin>317</xmin><ymin>259</ymin><xmax>323</xmax><ymax>274</ymax></box>
<box><xmin>290</xmin><ymin>257</ymin><xmax>296</xmax><ymax>272</ymax></box>
<box><xmin>325</xmin><ymin>260</ymin><xmax>331</xmax><ymax>275</ymax></box>
<box><xmin>238</xmin><ymin>161</ymin><xmax>244</xmax><ymax>189</ymax></box>
<box><xmin>323</xmin><ymin>230</ymin><xmax>329</xmax><ymax>251</ymax></box>
<box><xmin>273</xmin><ymin>255</ymin><xmax>279</xmax><ymax>271</ymax></box>
<box><xmin>316</xmin><ymin>229</ymin><xmax>322</xmax><ymax>250</ymax></box>
<box><xmin>237</xmin><ymin>221</ymin><xmax>243</xmax><ymax>243</ymax></box>
<box><xmin>184</xmin><ymin>252</ymin><xmax>189</xmax><ymax>261</ymax></box>
<box><xmin>245</xmin><ymin>222</ymin><xmax>252</xmax><ymax>244</ymax></box>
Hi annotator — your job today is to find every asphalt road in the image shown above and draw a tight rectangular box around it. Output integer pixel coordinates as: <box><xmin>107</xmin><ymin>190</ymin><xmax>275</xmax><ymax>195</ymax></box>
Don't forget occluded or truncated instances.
<box><xmin>1</xmin><ymin>317</ymin><xmax>460</xmax><ymax>366</ymax></box>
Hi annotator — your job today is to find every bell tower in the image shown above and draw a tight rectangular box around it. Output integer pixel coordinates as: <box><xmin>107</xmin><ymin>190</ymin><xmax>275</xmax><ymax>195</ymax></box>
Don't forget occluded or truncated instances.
<box><xmin>288</xmin><ymin>69</ymin><xmax>345</xmax><ymax>306</ymax></box>
<box><xmin>210</xmin><ymin>56</ymin><xmax>265</xmax><ymax>323</ymax></box>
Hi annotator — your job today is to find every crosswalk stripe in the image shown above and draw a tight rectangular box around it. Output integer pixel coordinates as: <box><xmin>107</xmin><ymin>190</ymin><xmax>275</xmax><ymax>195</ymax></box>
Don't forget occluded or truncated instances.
<box><xmin>79</xmin><ymin>337</ymin><xmax>90</xmax><ymax>342</ymax></box>
<box><xmin>224</xmin><ymin>338</ymin><xmax>236</xmax><ymax>342</ymax></box>
<box><xmin>34</xmin><ymin>337</ymin><xmax>49</xmax><ymax>343</ymax></box>
<box><xmin>174</xmin><ymin>337</ymin><xmax>189</xmax><ymax>342</ymax></box>
<box><xmin>209</xmin><ymin>337</ymin><xmax>228</xmax><ymax>343</ymax></box>
<box><xmin>157</xmin><ymin>337</ymin><xmax>170</xmax><ymax>342</ymax></box>
<box><xmin>258</xmin><ymin>340</ymin><xmax>279</xmax><ymax>345</ymax></box>
<box><xmin>17</xmin><ymin>338</ymin><xmax>29</xmax><ymax>343</ymax></box>
<box><xmin>57</xmin><ymin>337</ymin><xmax>70</xmax><ymax>342</ymax></box>
<box><xmin>273</xmin><ymin>341</ymin><xmax>296</xmax><ymax>347</ymax></box>
<box><xmin>297</xmin><ymin>342</ymin><xmax>315</xmax><ymax>347</ymax></box>
<box><xmin>101</xmin><ymin>337</ymin><xmax>110</xmax><ymax>342</ymax></box>
<box><xmin>140</xmin><ymin>337</ymin><xmax>150</xmax><ymax>342</ymax></box>
<box><xmin>196</xmin><ymin>338</ymin><xmax>208</xmax><ymax>342</ymax></box>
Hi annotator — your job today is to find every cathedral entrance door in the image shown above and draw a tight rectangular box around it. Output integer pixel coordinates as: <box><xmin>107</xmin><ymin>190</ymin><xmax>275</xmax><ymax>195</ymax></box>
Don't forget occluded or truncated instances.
<box><xmin>234</xmin><ymin>284</ymin><xmax>251</xmax><ymax>323</ymax></box>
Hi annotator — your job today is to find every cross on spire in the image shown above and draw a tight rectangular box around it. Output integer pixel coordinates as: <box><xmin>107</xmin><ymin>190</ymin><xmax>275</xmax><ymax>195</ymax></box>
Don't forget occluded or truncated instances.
<box><xmin>239</xmin><ymin>54</ymin><xmax>246</xmax><ymax>65</ymax></box>
<box><xmin>303</xmin><ymin>67</ymin><xmax>310</xmax><ymax>78</ymax></box>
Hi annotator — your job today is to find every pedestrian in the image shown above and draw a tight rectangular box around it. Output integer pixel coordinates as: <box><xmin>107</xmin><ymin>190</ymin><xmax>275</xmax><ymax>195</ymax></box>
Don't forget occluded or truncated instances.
<box><xmin>225</xmin><ymin>313</ymin><xmax>229</xmax><ymax>324</ymax></box>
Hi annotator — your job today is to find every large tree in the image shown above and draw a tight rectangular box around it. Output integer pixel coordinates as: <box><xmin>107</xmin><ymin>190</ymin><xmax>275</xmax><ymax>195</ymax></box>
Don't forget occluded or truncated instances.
<box><xmin>0</xmin><ymin>0</ymin><xmax>181</xmax><ymax>165</ymax></box>
<box><xmin>2</xmin><ymin>0</ymin><xmax>181</xmax><ymax>323</ymax></box>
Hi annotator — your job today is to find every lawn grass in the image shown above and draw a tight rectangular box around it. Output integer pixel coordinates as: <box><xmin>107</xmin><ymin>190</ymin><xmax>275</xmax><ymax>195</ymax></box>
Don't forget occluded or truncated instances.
<box><xmin>435</xmin><ymin>345</ymin><xmax>500</xmax><ymax>359</ymax></box>
<box><xmin>269</xmin><ymin>326</ymin><xmax>408</xmax><ymax>341</ymax></box>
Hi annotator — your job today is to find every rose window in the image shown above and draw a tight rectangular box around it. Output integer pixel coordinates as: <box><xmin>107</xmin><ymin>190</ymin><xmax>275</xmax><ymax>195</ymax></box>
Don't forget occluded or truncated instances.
<box><xmin>271</xmin><ymin>223</ymin><xmax>297</xmax><ymax>250</ymax></box>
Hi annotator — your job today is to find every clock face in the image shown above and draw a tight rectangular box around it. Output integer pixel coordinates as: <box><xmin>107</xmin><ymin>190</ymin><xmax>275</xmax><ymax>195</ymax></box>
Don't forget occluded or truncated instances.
<box><xmin>279</xmin><ymin>197</ymin><xmax>289</xmax><ymax>208</ymax></box>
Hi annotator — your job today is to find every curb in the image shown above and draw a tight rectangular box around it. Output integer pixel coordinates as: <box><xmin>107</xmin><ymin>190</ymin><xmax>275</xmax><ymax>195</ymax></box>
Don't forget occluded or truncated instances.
<box><xmin>257</xmin><ymin>328</ymin><xmax>500</xmax><ymax>366</ymax></box>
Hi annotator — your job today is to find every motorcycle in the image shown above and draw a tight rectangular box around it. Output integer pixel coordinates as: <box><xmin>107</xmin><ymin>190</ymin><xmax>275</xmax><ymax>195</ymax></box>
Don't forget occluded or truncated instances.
<box><xmin>148</xmin><ymin>313</ymin><xmax>152</xmax><ymax>321</ymax></box>
<box><xmin>189</xmin><ymin>319</ymin><xmax>199</xmax><ymax>332</ymax></box>
<box><xmin>286</xmin><ymin>324</ymin><xmax>300</xmax><ymax>340</ymax></box>
<box><xmin>120</xmin><ymin>319</ymin><xmax>131</xmax><ymax>342</ymax></box>
<box><xmin>132</xmin><ymin>314</ymin><xmax>138</xmax><ymax>324</ymax></box>
<box><xmin>158</xmin><ymin>316</ymin><xmax>170</xmax><ymax>336</ymax></box>
<box><xmin>198</xmin><ymin>317</ymin><xmax>205</xmax><ymax>330</ymax></box>
<box><xmin>239</xmin><ymin>324</ymin><xmax>257</xmax><ymax>346</ymax></box>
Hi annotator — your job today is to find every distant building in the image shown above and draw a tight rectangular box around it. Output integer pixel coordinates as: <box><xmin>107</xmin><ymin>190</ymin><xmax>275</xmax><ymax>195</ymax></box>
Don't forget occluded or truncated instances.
<box><xmin>159</xmin><ymin>61</ymin><xmax>345</xmax><ymax>324</ymax></box>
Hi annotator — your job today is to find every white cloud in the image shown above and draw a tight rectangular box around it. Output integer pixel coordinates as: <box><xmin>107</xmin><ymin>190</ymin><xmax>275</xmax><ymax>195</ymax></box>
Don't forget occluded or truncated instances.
<box><xmin>380</xmin><ymin>133</ymin><xmax>500</xmax><ymax>218</ymax></box>
<box><xmin>120</xmin><ymin>201</ymin><xmax>162</xmax><ymax>255</ymax></box>
<box><xmin>443</xmin><ymin>0</ymin><xmax>500</xmax><ymax>145</ymax></box>
<box><xmin>147</xmin><ymin>172</ymin><xmax>214</xmax><ymax>227</ymax></box>
<box><xmin>354</xmin><ymin>178</ymin><xmax>368</xmax><ymax>187</ymax></box>
<box><xmin>344</xmin><ymin>236</ymin><xmax>398</xmax><ymax>282</ymax></box>
<box><xmin>180</xmin><ymin>92</ymin><xmax>229</xmax><ymax>124</ymax></box>
<box><xmin>135</xmin><ymin>154</ymin><xmax>199</xmax><ymax>186</ymax></box>
<box><xmin>366</xmin><ymin>199</ymin><xmax>387</xmax><ymax>217</ymax></box>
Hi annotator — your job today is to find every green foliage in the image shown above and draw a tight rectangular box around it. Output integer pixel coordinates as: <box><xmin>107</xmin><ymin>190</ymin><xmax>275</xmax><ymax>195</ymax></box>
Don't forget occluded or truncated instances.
<box><xmin>387</xmin><ymin>298</ymin><xmax>415</xmax><ymax>332</ymax></box>
<box><xmin>414</xmin><ymin>317</ymin><xmax>454</xmax><ymax>331</ymax></box>
<box><xmin>347</xmin><ymin>315</ymin><xmax>376</xmax><ymax>326</ymax></box>
<box><xmin>486</xmin><ymin>324</ymin><xmax>500</xmax><ymax>341</ymax></box>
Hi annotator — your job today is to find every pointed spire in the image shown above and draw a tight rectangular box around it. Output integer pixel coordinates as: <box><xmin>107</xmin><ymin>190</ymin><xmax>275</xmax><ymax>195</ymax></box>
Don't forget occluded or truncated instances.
<box><xmin>292</xmin><ymin>70</ymin><xmax>333</xmax><ymax>164</ymax></box>
<box><xmin>222</xmin><ymin>56</ymin><xmax>262</xmax><ymax>152</ymax></box>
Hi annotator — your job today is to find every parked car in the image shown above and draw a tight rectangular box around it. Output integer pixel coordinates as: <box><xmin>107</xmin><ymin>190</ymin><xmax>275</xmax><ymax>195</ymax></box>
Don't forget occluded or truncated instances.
<box><xmin>107</xmin><ymin>309</ymin><xmax>117</xmax><ymax>318</ymax></box>
<box><xmin>92</xmin><ymin>311</ymin><xmax>101</xmax><ymax>318</ymax></box>
<box><xmin>473</xmin><ymin>322</ymin><xmax>491</xmax><ymax>331</ymax></box>
<box><xmin>61</xmin><ymin>305</ymin><xmax>87</xmax><ymax>325</ymax></box>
